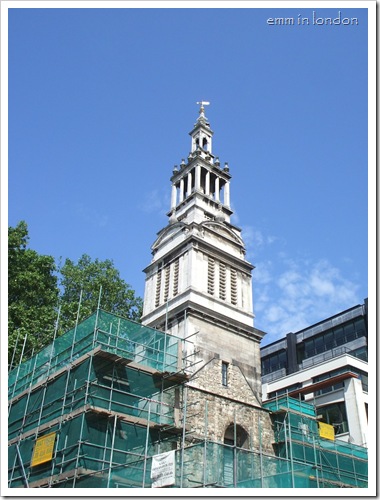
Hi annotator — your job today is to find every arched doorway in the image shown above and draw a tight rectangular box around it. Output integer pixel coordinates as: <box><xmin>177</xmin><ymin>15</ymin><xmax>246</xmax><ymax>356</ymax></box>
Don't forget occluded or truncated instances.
<box><xmin>223</xmin><ymin>423</ymin><xmax>249</xmax><ymax>486</ymax></box>
<box><xmin>224</xmin><ymin>423</ymin><xmax>249</xmax><ymax>449</ymax></box>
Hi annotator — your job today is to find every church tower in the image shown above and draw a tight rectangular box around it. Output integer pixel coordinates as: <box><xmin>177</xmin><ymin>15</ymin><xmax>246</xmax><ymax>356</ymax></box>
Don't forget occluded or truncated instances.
<box><xmin>142</xmin><ymin>103</ymin><xmax>272</xmax><ymax>451</ymax></box>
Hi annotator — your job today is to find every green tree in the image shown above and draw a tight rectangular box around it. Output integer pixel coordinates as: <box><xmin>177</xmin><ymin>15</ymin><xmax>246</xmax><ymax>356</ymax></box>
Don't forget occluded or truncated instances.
<box><xmin>8</xmin><ymin>223</ymin><xmax>143</xmax><ymax>368</ymax></box>
<box><xmin>8</xmin><ymin>221</ymin><xmax>59</xmax><ymax>367</ymax></box>
<box><xmin>58</xmin><ymin>254</ymin><xmax>143</xmax><ymax>333</ymax></box>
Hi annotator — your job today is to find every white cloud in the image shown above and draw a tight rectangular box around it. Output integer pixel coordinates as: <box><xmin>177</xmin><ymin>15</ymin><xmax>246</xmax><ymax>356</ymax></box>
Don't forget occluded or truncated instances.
<box><xmin>254</xmin><ymin>255</ymin><xmax>361</xmax><ymax>345</ymax></box>
<box><xmin>241</xmin><ymin>225</ymin><xmax>277</xmax><ymax>260</ymax></box>
<box><xmin>241</xmin><ymin>228</ymin><xmax>362</xmax><ymax>343</ymax></box>
<box><xmin>253</xmin><ymin>261</ymin><xmax>273</xmax><ymax>285</ymax></box>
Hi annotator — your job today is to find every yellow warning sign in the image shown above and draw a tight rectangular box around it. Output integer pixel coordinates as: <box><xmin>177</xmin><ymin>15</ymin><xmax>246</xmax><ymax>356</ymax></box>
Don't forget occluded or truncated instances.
<box><xmin>31</xmin><ymin>432</ymin><xmax>56</xmax><ymax>467</ymax></box>
<box><xmin>318</xmin><ymin>422</ymin><xmax>335</xmax><ymax>441</ymax></box>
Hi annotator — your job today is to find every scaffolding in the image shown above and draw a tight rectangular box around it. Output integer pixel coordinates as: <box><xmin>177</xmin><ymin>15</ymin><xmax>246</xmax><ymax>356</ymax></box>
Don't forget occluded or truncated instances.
<box><xmin>263</xmin><ymin>397</ymin><xmax>368</xmax><ymax>488</ymax></box>
<box><xmin>8</xmin><ymin>310</ymin><xmax>368</xmax><ymax>489</ymax></box>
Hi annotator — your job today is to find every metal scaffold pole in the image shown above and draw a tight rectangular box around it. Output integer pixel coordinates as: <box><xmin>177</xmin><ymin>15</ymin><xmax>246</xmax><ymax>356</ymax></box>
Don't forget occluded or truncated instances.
<box><xmin>15</xmin><ymin>444</ymin><xmax>29</xmax><ymax>488</ymax></box>
<box><xmin>70</xmin><ymin>291</ymin><xmax>83</xmax><ymax>359</ymax></box>
<box><xmin>35</xmin><ymin>305</ymin><xmax>62</xmax><ymax>436</ymax></box>
<box><xmin>19</xmin><ymin>353</ymin><xmax>38</xmax><ymax>435</ymax></box>
<box><xmin>9</xmin><ymin>334</ymin><xmax>28</xmax><ymax>410</ymax></box>
<box><xmin>142</xmin><ymin>403</ymin><xmax>151</xmax><ymax>488</ymax></box>
<box><xmin>163</xmin><ymin>301</ymin><xmax>169</xmax><ymax>372</ymax></box>
<box><xmin>116</xmin><ymin>317</ymin><xmax>121</xmax><ymax>354</ymax></box>
<box><xmin>287</xmin><ymin>414</ymin><xmax>295</xmax><ymax>488</ymax></box>
<box><xmin>180</xmin><ymin>384</ymin><xmax>188</xmax><ymax>488</ymax></box>
<box><xmin>9</xmin><ymin>329</ymin><xmax>20</xmax><ymax>372</ymax></box>
<box><xmin>312</xmin><ymin>437</ymin><xmax>320</xmax><ymax>488</ymax></box>
<box><xmin>258</xmin><ymin>412</ymin><xmax>264</xmax><ymax>488</ymax></box>
<box><xmin>203</xmin><ymin>400</ymin><xmax>208</xmax><ymax>487</ymax></box>
<box><xmin>107</xmin><ymin>415</ymin><xmax>118</xmax><ymax>488</ymax></box>
<box><xmin>283</xmin><ymin>415</ymin><xmax>289</xmax><ymax>461</ymax></box>
<box><xmin>73</xmin><ymin>290</ymin><xmax>99</xmax><ymax>488</ymax></box>
<box><xmin>351</xmin><ymin>444</ymin><xmax>359</xmax><ymax>487</ymax></box>
<box><xmin>93</xmin><ymin>286</ymin><xmax>103</xmax><ymax>348</ymax></box>
<box><xmin>233</xmin><ymin>411</ymin><xmax>237</xmax><ymax>488</ymax></box>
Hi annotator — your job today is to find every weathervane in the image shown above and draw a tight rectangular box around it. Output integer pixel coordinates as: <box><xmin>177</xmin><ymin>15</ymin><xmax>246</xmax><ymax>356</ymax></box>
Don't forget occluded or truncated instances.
<box><xmin>197</xmin><ymin>100</ymin><xmax>210</xmax><ymax>114</ymax></box>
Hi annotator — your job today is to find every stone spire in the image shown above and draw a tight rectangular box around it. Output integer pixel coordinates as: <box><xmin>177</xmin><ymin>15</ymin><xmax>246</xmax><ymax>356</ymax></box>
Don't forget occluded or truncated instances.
<box><xmin>141</xmin><ymin>104</ymin><xmax>265</xmax><ymax>419</ymax></box>
<box><xmin>141</xmin><ymin>104</ymin><xmax>271</xmax><ymax>456</ymax></box>
<box><xmin>169</xmin><ymin>102</ymin><xmax>231</xmax><ymax>225</ymax></box>
<box><xmin>142</xmin><ymin>104</ymin><xmax>257</xmax><ymax>338</ymax></box>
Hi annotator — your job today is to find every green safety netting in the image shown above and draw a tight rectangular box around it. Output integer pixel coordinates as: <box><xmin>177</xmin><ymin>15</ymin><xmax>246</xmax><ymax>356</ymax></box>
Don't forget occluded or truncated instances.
<box><xmin>263</xmin><ymin>396</ymin><xmax>368</xmax><ymax>488</ymax></box>
<box><xmin>9</xmin><ymin>310</ymin><xmax>181</xmax><ymax>399</ymax></box>
<box><xmin>9</xmin><ymin>420</ymin><xmax>368</xmax><ymax>489</ymax></box>
<box><xmin>8</xmin><ymin>314</ymin><xmax>368</xmax><ymax>489</ymax></box>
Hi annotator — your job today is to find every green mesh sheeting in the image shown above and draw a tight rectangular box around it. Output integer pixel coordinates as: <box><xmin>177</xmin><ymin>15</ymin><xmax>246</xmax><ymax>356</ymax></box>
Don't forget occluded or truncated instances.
<box><xmin>9</xmin><ymin>421</ymin><xmax>368</xmax><ymax>488</ymax></box>
<box><xmin>8</xmin><ymin>314</ymin><xmax>368</xmax><ymax>489</ymax></box>
<box><xmin>263</xmin><ymin>396</ymin><xmax>368</xmax><ymax>488</ymax></box>
<box><xmin>8</xmin><ymin>355</ymin><xmax>178</xmax><ymax>442</ymax></box>
<box><xmin>263</xmin><ymin>395</ymin><xmax>316</xmax><ymax>417</ymax></box>
<box><xmin>9</xmin><ymin>310</ymin><xmax>181</xmax><ymax>399</ymax></box>
<box><xmin>8</xmin><ymin>411</ymin><xmax>171</xmax><ymax>488</ymax></box>
<box><xmin>9</xmin><ymin>310</ymin><xmax>184</xmax><ymax>488</ymax></box>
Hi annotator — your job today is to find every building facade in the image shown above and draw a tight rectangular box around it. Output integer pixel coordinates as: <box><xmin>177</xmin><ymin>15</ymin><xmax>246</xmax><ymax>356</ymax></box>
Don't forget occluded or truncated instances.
<box><xmin>261</xmin><ymin>299</ymin><xmax>368</xmax><ymax>447</ymax></box>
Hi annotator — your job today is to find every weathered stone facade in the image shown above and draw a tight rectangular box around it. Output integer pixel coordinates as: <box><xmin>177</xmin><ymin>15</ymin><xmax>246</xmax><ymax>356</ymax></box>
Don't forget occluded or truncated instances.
<box><xmin>184</xmin><ymin>356</ymin><xmax>274</xmax><ymax>455</ymax></box>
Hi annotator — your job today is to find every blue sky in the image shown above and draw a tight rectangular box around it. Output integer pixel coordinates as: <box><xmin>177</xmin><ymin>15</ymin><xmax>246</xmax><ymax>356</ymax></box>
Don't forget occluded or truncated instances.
<box><xmin>6</xmin><ymin>3</ymin><xmax>372</xmax><ymax>346</ymax></box>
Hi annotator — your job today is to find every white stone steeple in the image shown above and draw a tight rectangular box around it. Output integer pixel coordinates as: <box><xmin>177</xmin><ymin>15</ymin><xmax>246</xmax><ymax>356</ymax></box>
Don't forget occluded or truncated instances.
<box><xmin>141</xmin><ymin>104</ymin><xmax>264</xmax><ymax>399</ymax></box>
<box><xmin>169</xmin><ymin>102</ymin><xmax>231</xmax><ymax>226</ymax></box>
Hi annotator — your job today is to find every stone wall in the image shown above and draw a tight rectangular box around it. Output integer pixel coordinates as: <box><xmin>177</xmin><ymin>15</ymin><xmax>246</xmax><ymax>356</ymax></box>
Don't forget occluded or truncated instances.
<box><xmin>182</xmin><ymin>356</ymin><xmax>274</xmax><ymax>456</ymax></box>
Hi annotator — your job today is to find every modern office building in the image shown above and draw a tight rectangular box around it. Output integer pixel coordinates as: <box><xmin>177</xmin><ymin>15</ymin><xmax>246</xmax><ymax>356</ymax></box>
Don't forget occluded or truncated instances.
<box><xmin>261</xmin><ymin>299</ymin><xmax>368</xmax><ymax>447</ymax></box>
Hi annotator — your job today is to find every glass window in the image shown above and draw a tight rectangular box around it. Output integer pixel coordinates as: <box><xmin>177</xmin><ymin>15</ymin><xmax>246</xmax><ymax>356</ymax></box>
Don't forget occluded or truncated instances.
<box><xmin>268</xmin><ymin>383</ymin><xmax>302</xmax><ymax>399</ymax></box>
<box><xmin>354</xmin><ymin>318</ymin><xmax>366</xmax><ymax>338</ymax></box>
<box><xmin>344</xmin><ymin>322</ymin><xmax>355</xmax><ymax>342</ymax></box>
<box><xmin>361</xmin><ymin>374</ymin><xmax>368</xmax><ymax>392</ymax></box>
<box><xmin>261</xmin><ymin>350</ymin><xmax>287</xmax><ymax>375</ymax></box>
<box><xmin>278</xmin><ymin>350</ymin><xmax>287</xmax><ymax>367</ymax></box>
<box><xmin>323</xmin><ymin>331</ymin><xmax>334</xmax><ymax>351</ymax></box>
<box><xmin>314</xmin><ymin>335</ymin><xmax>324</xmax><ymax>354</ymax></box>
<box><xmin>304</xmin><ymin>339</ymin><xmax>314</xmax><ymax>359</ymax></box>
<box><xmin>317</xmin><ymin>381</ymin><xmax>344</xmax><ymax>396</ymax></box>
<box><xmin>318</xmin><ymin>402</ymin><xmax>348</xmax><ymax>435</ymax></box>
<box><xmin>222</xmin><ymin>362</ymin><xmax>228</xmax><ymax>386</ymax></box>
<box><xmin>296</xmin><ymin>343</ymin><xmax>305</xmax><ymax>364</ymax></box>
<box><xmin>261</xmin><ymin>357</ymin><xmax>270</xmax><ymax>375</ymax></box>
<box><xmin>349</xmin><ymin>346</ymin><xmax>368</xmax><ymax>361</ymax></box>
<box><xmin>334</xmin><ymin>327</ymin><xmax>344</xmax><ymax>347</ymax></box>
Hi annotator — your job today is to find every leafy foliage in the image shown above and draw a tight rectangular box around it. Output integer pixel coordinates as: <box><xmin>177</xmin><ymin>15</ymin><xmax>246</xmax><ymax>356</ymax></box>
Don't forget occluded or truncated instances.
<box><xmin>58</xmin><ymin>254</ymin><xmax>143</xmax><ymax>333</ymax></box>
<box><xmin>8</xmin><ymin>221</ymin><xmax>58</xmax><ymax>367</ymax></box>
<box><xmin>8</xmin><ymin>222</ymin><xmax>143</xmax><ymax>367</ymax></box>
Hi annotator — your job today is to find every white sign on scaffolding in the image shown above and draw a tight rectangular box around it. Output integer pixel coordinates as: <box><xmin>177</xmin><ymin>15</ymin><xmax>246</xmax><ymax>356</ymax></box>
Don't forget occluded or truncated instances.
<box><xmin>150</xmin><ymin>450</ymin><xmax>176</xmax><ymax>488</ymax></box>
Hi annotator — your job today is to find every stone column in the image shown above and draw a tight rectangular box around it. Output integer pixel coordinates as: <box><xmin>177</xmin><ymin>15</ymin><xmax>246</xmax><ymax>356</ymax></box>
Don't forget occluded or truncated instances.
<box><xmin>171</xmin><ymin>184</ymin><xmax>177</xmax><ymax>209</ymax></box>
<box><xmin>215</xmin><ymin>176</ymin><xmax>220</xmax><ymax>202</ymax></box>
<box><xmin>224</xmin><ymin>181</ymin><xmax>230</xmax><ymax>207</ymax></box>
<box><xmin>195</xmin><ymin>165</ymin><xmax>201</xmax><ymax>191</ymax></box>
<box><xmin>179</xmin><ymin>178</ymin><xmax>184</xmax><ymax>203</ymax></box>
<box><xmin>187</xmin><ymin>171</ymin><xmax>192</xmax><ymax>197</ymax></box>
<box><xmin>205</xmin><ymin>171</ymin><xmax>210</xmax><ymax>196</ymax></box>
